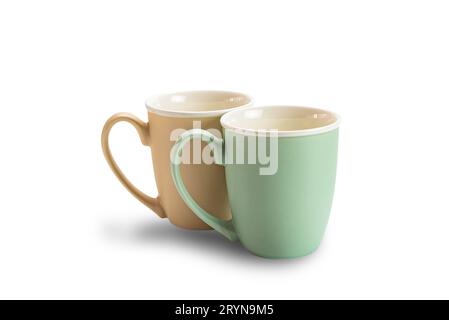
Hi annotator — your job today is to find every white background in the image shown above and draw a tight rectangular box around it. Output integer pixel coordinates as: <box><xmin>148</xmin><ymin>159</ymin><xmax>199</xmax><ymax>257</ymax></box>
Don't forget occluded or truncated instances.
<box><xmin>1</xmin><ymin>0</ymin><xmax>448</xmax><ymax>300</ymax></box>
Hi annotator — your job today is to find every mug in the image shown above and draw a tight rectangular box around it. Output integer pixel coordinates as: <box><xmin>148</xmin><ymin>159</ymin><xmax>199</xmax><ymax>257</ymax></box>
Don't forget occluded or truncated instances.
<box><xmin>101</xmin><ymin>91</ymin><xmax>253</xmax><ymax>229</ymax></box>
<box><xmin>171</xmin><ymin>105</ymin><xmax>340</xmax><ymax>258</ymax></box>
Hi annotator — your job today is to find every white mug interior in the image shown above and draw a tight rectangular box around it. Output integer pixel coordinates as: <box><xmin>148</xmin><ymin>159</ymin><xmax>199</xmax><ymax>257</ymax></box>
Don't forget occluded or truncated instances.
<box><xmin>146</xmin><ymin>91</ymin><xmax>253</xmax><ymax>117</ymax></box>
<box><xmin>220</xmin><ymin>106</ymin><xmax>341</xmax><ymax>137</ymax></box>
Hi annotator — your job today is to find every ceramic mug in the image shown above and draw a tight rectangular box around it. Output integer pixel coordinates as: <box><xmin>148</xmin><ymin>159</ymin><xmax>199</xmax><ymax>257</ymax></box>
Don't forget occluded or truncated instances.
<box><xmin>101</xmin><ymin>91</ymin><xmax>253</xmax><ymax>229</ymax></box>
<box><xmin>171</xmin><ymin>105</ymin><xmax>340</xmax><ymax>258</ymax></box>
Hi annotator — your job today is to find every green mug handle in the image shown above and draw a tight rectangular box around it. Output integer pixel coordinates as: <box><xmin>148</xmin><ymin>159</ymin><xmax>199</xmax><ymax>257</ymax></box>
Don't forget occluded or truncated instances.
<box><xmin>170</xmin><ymin>129</ymin><xmax>238</xmax><ymax>241</ymax></box>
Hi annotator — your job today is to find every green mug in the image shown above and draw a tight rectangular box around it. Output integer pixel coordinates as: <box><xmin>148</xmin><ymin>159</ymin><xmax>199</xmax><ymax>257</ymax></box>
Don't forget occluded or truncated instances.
<box><xmin>171</xmin><ymin>106</ymin><xmax>340</xmax><ymax>258</ymax></box>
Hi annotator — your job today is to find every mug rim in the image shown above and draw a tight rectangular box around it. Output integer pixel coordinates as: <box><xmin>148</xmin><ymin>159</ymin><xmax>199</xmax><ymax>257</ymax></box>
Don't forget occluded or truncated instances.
<box><xmin>145</xmin><ymin>90</ymin><xmax>253</xmax><ymax>118</ymax></box>
<box><xmin>220</xmin><ymin>105</ymin><xmax>341</xmax><ymax>137</ymax></box>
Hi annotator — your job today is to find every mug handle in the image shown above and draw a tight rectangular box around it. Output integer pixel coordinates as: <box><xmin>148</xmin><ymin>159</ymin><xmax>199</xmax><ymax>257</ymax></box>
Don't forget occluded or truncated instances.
<box><xmin>170</xmin><ymin>129</ymin><xmax>238</xmax><ymax>241</ymax></box>
<box><xmin>101</xmin><ymin>113</ymin><xmax>166</xmax><ymax>218</ymax></box>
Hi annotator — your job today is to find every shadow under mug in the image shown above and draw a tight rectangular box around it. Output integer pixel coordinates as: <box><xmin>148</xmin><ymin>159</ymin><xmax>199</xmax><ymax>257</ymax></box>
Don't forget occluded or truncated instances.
<box><xmin>101</xmin><ymin>90</ymin><xmax>253</xmax><ymax>229</ymax></box>
<box><xmin>171</xmin><ymin>105</ymin><xmax>341</xmax><ymax>258</ymax></box>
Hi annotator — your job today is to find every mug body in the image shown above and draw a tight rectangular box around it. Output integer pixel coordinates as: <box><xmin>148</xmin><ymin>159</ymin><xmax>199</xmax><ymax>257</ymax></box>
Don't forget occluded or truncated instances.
<box><xmin>221</xmin><ymin>106</ymin><xmax>340</xmax><ymax>258</ymax></box>
<box><xmin>146</xmin><ymin>91</ymin><xmax>252</xmax><ymax>229</ymax></box>
<box><xmin>148</xmin><ymin>113</ymin><xmax>231</xmax><ymax>229</ymax></box>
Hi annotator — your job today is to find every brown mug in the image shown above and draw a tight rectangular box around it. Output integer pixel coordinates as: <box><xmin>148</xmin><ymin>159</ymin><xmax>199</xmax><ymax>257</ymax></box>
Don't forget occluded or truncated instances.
<box><xmin>101</xmin><ymin>91</ymin><xmax>253</xmax><ymax>229</ymax></box>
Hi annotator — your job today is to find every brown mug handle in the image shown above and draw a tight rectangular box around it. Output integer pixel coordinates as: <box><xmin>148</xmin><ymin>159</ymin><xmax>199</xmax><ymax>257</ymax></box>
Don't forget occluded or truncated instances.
<box><xmin>101</xmin><ymin>112</ymin><xmax>166</xmax><ymax>218</ymax></box>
